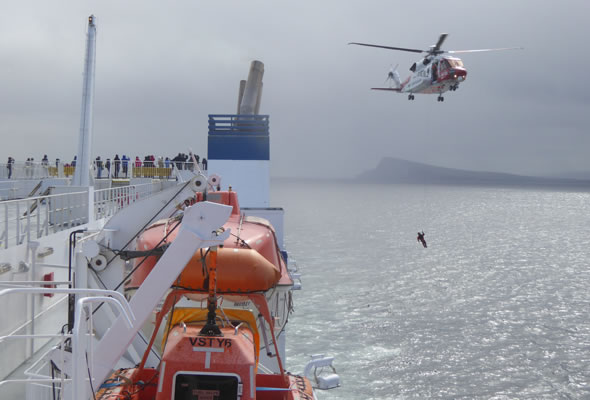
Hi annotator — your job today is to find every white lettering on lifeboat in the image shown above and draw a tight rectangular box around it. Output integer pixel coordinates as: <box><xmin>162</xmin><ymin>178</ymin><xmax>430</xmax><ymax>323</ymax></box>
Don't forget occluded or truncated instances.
<box><xmin>192</xmin><ymin>346</ymin><xmax>225</xmax><ymax>369</ymax></box>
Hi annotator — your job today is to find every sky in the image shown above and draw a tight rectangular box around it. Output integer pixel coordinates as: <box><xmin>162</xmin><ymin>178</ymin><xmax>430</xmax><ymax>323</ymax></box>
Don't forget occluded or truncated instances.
<box><xmin>1</xmin><ymin>1</ymin><xmax>589</xmax><ymax>178</ymax></box>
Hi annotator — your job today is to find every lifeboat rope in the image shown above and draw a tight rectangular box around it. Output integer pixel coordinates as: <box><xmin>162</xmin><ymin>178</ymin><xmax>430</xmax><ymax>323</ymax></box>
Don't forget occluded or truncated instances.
<box><xmin>229</xmin><ymin>232</ymin><xmax>251</xmax><ymax>248</ymax></box>
<box><xmin>235</xmin><ymin>213</ymin><xmax>244</xmax><ymax>245</ymax></box>
<box><xmin>200</xmin><ymin>245</ymin><xmax>223</xmax><ymax>336</ymax></box>
<box><xmin>160</xmin><ymin>282</ymin><xmax>181</xmax><ymax>356</ymax></box>
<box><xmin>199</xmin><ymin>248</ymin><xmax>209</xmax><ymax>283</ymax></box>
<box><xmin>99</xmin><ymin>370</ymin><xmax>159</xmax><ymax>399</ymax></box>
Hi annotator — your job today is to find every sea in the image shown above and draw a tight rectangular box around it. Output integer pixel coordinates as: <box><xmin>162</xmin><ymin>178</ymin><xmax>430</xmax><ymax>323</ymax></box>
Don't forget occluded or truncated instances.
<box><xmin>273</xmin><ymin>180</ymin><xmax>590</xmax><ymax>400</ymax></box>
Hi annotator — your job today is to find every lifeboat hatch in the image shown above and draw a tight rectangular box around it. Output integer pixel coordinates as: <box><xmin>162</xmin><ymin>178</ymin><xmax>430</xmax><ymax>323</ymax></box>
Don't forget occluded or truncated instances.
<box><xmin>173</xmin><ymin>372</ymin><xmax>242</xmax><ymax>400</ymax></box>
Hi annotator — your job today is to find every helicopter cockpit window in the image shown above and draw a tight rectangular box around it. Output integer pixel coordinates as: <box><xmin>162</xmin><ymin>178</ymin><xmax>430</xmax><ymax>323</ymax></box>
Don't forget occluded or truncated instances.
<box><xmin>410</xmin><ymin>62</ymin><xmax>417</xmax><ymax>72</ymax></box>
<box><xmin>447</xmin><ymin>59</ymin><xmax>464</xmax><ymax>68</ymax></box>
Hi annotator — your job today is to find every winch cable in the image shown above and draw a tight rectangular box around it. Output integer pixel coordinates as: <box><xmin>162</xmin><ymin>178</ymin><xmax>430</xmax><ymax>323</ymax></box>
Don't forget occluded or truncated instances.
<box><xmin>104</xmin><ymin>180</ymin><xmax>192</xmax><ymax>268</ymax></box>
<box><xmin>87</xmin><ymin>218</ymin><xmax>183</xmax><ymax>362</ymax></box>
<box><xmin>112</xmin><ymin>218</ymin><xmax>182</xmax><ymax>292</ymax></box>
<box><xmin>86</xmin><ymin>352</ymin><xmax>97</xmax><ymax>400</ymax></box>
<box><xmin>90</xmin><ymin>217</ymin><xmax>182</xmax><ymax>316</ymax></box>
<box><xmin>87</xmin><ymin>179</ymin><xmax>192</xmax><ymax>312</ymax></box>
<box><xmin>71</xmin><ymin>183</ymin><xmax>193</xmax><ymax>374</ymax></box>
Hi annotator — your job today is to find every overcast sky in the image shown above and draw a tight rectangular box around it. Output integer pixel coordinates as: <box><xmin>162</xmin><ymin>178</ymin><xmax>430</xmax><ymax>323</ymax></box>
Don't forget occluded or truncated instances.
<box><xmin>1</xmin><ymin>1</ymin><xmax>589</xmax><ymax>178</ymax></box>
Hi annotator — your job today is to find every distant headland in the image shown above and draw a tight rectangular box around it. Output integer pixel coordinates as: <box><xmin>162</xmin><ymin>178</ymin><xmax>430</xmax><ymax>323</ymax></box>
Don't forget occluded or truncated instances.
<box><xmin>357</xmin><ymin>157</ymin><xmax>590</xmax><ymax>188</ymax></box>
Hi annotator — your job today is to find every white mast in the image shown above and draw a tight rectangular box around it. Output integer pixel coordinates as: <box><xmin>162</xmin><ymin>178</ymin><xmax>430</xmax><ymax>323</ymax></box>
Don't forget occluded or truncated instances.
<box><xmin>72</xmin><ymin>15</ymin><xmax>97</xmax><ymax>187</ymax></box>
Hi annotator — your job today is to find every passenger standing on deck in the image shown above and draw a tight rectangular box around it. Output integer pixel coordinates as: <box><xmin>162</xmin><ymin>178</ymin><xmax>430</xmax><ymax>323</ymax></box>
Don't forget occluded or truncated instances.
<box><xmin>417</xmin><ymin>231</ymin><xmax>427</xmax><ymax>248</ymax></box>
<box><xmin>173</xmin><ymin>153</ymin><xmax>182</xmax><ymax>170</ymax></box>
<box><xmin>121</xmin><ymin>155</ymin><xmax>129</xmax><ymax>177</ymax></box>
<box><xmin>25</xmin><ymin>158</ymin><xmax>33</xmax><ymax>178</ymax></box>
<box><xmin>114</xmin><ymin>154</ymin><xmax>120</xmax><ymax>178</ymax></box>
<box><xmin>187</xmin><ymin>152</ymin><xmax>194</xmax><ymax>171</ymax></box>
<box><xmin>96</xmin><ymin>156</ymin><xmax>103</xmax><ymax>179</ymax></box>
<box><xmin>72</xmin><ymin>156</ymin><xmax>77</xmax><ymax>167</ymax></box>
<box><xmin>41</xmin><ymin>155</ymin><xmax>49</xmax><ymax>177</ymax></box>
<box><xmin>7</xmin><ymin>157</ymin><xmax>14</xmax><ymax>179</ymax></box>
<box><xmin>156</xmin><ymin>157</ymin><xmax>163</xmax><ymax>178</ymax></box>
<box><xmin>135</xmin><ymin>156</ymin><xmax>141</xmax><ymax>168</ymax></box>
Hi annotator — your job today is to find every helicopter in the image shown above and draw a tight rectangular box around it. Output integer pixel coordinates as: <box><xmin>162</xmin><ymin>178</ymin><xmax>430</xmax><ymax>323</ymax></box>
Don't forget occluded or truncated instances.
<box><xmin>349</xmin><ymin>33</ymin><xmax>522</xmax><ymax>102</ymax></box>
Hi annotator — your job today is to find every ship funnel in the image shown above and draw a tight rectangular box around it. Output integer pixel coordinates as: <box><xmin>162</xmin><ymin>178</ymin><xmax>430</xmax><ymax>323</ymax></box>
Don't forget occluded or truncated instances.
<box><xmin>239</xmin><ymin>60</ymin><xmax>264</xmax><ymax>115</ymax></box>
<box><xmin>236</xmin><ymin>80</ymin><xmax>246</xmax><ymax>114</ymax></box>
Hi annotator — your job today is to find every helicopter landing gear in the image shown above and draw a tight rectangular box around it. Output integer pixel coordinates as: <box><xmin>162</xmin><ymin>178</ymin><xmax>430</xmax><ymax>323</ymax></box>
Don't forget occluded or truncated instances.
<box><xmin>449</xmin><ymin>84</ymin><xmax>459</xmax><ymax>91</ymax></box>
<box><xmin>408</xmin><ymin>94</ymin><xmax>415</xmax><ymax>100</ymax></box>
<box><xmin>437</xmin><ymin>95</ymin><xmax>444</xmax><ymax>102</ymax></box>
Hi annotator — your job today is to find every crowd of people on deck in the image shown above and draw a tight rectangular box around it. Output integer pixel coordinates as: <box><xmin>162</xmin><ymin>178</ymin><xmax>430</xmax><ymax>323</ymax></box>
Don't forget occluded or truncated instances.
<box><xmin>94</xmin><ymin>152</ymin><xmax>207</xmax><ymax>179</ymax></box>
<box><xmin>5</xmin><ymin>152</ymin><xmax>207</xmax><ymax>180</ymax></box>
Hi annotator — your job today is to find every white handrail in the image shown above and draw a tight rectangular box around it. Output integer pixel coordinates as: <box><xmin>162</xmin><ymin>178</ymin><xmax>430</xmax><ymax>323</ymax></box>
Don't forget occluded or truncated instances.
<box><xmin>0</xmin><ymin>334</ymin><xmax>72</xmax><ymax>343</ymax></box>
<box><xmin>0</xmin><ymin>287</ymin><xmax>136</xmax><ymax>324</ymax></box>
<box><xmin>0</xmin><ymin>281</ymin><xmax>72</xmax><ymax>286</ymax></box>
<box><xmin>0</xmin><ymin>378</ymin><xmax>72</xmax><ymax>387</ymax></box>
<box><xmin>0</xmin><ymin>190</ymin><xmax>88</xmax><ymax>249</ymax></box>
<box><xmin>0</xmin><ymin>190</ymin><xmax>88</xmax><ymax>205</ymax></box>
<box><xmin>72</xmin><ymin>296</ymin><xmax>135</xmax><ymax>399</ymax></box>
<box><xmin>0</xmin><ymin>287</ymin><xmax>136</xmax><ymax>399</ymax></box>
<box><xmin>0</xmin><ymin>181</ymin><xmax>180</xmax><ymax>249</ymax></box>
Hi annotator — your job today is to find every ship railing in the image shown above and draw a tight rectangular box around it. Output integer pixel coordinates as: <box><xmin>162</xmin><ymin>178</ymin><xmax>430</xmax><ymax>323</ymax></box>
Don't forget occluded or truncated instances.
<box><xmin>93</xmin><ymin>182</ymin><xmax>155</xmax><ymax>220</ymax></box>
<box><xmin>0</xmin><ymin>335</ymin><xmax>72</xmax><ymax>400</ymax></box>
<box><xmin>0</xmin><ymin>286</ymin><xmax>135</xmax><ymax>400</ymax></box>
<box><xmin>208</xmin><ymin>114</ymin><xmax>270</xmax><ymax>135</ymax></box>
<box><xmin>0</xmin><ymin>186</ymin><xmax>18</xmax><ymax>202</ymax></box>
<box><xmin>0</xmin><ymin>182</ymin><xmax>168</xmax><ymax>250</ymax></box>
<box><xmin>0</xmin><ymin>190</ymin><xmax>89</xmax><ymax>249</ymax></box>
<box><xmin>0</xmin><ymin>161</ymin><xmax>56</xmax><ymax>181</ymax></box>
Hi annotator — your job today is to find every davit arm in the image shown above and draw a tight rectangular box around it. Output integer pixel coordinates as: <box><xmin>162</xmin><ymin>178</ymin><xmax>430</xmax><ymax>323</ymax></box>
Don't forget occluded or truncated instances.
<box><xmin>86</xmin><ymin>201</ymin><xmax>232</xmax><ymax>398</ymax></box>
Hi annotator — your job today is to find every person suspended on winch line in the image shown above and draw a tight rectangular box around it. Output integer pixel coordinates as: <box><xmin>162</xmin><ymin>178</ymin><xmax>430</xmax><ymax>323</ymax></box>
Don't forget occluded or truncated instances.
<box><xmin>417</xmin><ymin>231</ymin><xmax>427</xmax><ymax>248</ymax></box>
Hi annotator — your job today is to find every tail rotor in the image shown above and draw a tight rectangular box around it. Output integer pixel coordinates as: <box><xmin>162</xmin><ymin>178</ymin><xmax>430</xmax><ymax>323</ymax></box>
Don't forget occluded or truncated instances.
<box><xmin>384</xmin><ymin>64</ymin><xmax>401</xmax><ymax>88</ymax></box>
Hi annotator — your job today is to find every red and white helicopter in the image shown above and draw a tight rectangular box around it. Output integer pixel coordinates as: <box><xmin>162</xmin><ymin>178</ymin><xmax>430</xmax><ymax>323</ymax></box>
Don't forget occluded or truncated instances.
<box><xmin>349</xmin><ymin>33</ymin><xmax>522</xmax><ymax>102</ymax></box>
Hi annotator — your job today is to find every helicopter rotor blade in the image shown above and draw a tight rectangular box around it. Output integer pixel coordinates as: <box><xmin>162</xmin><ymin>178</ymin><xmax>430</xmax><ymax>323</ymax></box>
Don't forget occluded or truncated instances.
<box><xmin>348</xmin><ymin>42</ymin><xmax>423</xmax><ymax>54</ymax></box>
<box><xmin>431</xmin><ymin>33</ymin><xmax>448</xmax><ymax>53</ymax></box>
<box><xmin>447</xmin><ymin>47</ymin><xmax>524</xmax><ymax>54</ymax></box>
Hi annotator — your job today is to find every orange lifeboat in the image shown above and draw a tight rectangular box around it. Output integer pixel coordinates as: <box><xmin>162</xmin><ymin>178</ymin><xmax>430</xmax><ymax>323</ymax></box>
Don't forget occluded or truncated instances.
<box><xmin>126</xmin><ymin>191</ymin><xmax>284</xmax><ymax>293</ymax></box>
<box><xmin>178</xmin><ymin>247</ymin><xmax>281</xmax><ymax>292</ymax></box>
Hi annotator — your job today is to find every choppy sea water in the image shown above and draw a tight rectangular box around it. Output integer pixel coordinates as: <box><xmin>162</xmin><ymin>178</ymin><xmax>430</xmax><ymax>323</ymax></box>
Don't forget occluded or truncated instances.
<box><xmin>272</xmin><ymin>180</ymin><xmax>590</xmax><ymax>399</ymax></box>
